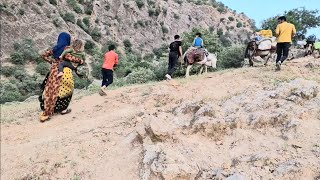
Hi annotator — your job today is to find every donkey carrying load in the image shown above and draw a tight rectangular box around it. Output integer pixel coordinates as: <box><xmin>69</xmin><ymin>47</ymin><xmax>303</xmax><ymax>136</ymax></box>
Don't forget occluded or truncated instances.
<box><xmin>245</xmin><ymin>37</ymin><xmax>277</xmax><ymax>66</ymax></box>
<box><xmin>183</xmin><ymin>48</ymin><xmax>218</xmax><ymax>77</ymax></box>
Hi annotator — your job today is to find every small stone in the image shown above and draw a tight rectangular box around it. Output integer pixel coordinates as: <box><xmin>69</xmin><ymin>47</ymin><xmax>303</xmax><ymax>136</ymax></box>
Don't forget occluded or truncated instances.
<box><xmin>216</xmin><ymin>141</ymin><xmax>223</xmax><ymax>145</ymax></box>
<box><xmin>223</xmin><ymin>161</ymin><xmax>232</xmax><ymax>170</ymax></box>
<box><xmin>226</xmin><ymin>173</ymin><xmax>246</xmax><ymax>180</ymax></box>
<box><xmin>253</xmin><ymin>161</ymin><xmax>264</xmax><ymax>167</ymax></box>
<box><xmin>111</xmin><ymin>142</ymin><xmax>116</xmax><ymax>146</ymax></box>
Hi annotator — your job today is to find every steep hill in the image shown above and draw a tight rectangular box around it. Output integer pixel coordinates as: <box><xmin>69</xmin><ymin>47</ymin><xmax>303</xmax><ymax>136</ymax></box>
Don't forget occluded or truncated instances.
<box><xmin>1</xmin><ymin>57</ymin><xmax>320</xmax><ymax>179</ymax></box>
<box><xmin>1</xmin><ymin>0</ymin><xmax>254</xmax><ymax>60</ymax></box>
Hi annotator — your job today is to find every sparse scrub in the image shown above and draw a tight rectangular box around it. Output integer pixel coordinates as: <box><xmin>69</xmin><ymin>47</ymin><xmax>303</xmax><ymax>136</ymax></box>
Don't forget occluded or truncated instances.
<box><xmin>62</xmin><ymin>12</ymin><xmax>76</xmax><ymax>23</ymax></box>
<box><xmin>123</xmin><ymin>39</ymin><xmax>133</xmax><ymax>52</ymax></box>
<box><xmin>218</xmin><ymin>45</ymin><xmax>245</xmax><ymax>68</ymax></box>
<box><xmin>18</xmin><ymin>9</ymin><xmax>25</xmax><ymax>15</ymax></box>
<box><xmin>36</xmin><ymin>62</ymin><xmax>50</xmax><ymax>76</ymax></box>
<box><xmin>10</xmin><ymin>39</ymin><xmax>39</xmax><ymax>64</ymax></box>
<box><xmin>236</xmin><ymin>22</ymin><xmax>243</xmax><ymax>28</ymax></box>
<box><xmin>49</xmin><ymin>0</ymin><xmax>57</xmax><ymax>5</ymax></box>
<box><xmin>84</xmin><ymin>40</ymin><xmax>97</xmax><ymax>55</ymax></box>
<box><xmin>135</xmin><ymin>0</ymin><xmax>144</xmax><ymax>9</ymax></box>
<box><xmin>83</xmin><ymin>17</ymin><xmax>90</xmax><ymax>27</ymax></box>
<box><xmin>127</xmin><ymin>67</ymin><xmax>156</xmax><ymax>84</ymax></box>
<box><xmin>161</xmin><ymin>25</ymin><xmax>169</xmax><ymax>34</ymax></box>
<box><xmin>174</xmin><ymin>13</ymin><xmax>180</xmax><ymax>19</ymax></box>
<box><xmin>228</xmin><ymin>16</ymin><xmax>235</xmax><ymax>21</ymax></box>
<box><xmin>67</xmin><ymin>0</ymin><xmax>83</xmax><ymax>14</ymax></box>
<box><xmin>91</xmin><ymin>27</ymin><xmax>102</xmax><ymax>41</ymax></box>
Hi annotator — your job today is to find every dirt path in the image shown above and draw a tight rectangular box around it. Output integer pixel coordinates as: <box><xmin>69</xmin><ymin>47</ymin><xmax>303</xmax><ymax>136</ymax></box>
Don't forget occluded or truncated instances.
<box><xmin>1</xmin><ymin>57</ymin><xmax>320</xmax><ymax>179</ymax></box>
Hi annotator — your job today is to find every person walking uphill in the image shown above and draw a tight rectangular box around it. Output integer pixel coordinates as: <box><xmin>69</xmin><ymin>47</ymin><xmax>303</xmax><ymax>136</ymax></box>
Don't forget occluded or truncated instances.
<box><xmin>100</xmin><ymin>45</ymin><xmax>119</xmax><ymax>96</ymax></box>
<box><xmin>275</xmin><ymin>16</ymin><xmax>296</xmax><ymax>71</ymax></box>
<box><xmin>39</xmin><ymin>32</ymin><xmax>84</xmax><ymax>122</ymax></box>
<box><xmin>165</xmin><ymin>35</ymin><xmax>183</xmax><ymax>80</ymax></box>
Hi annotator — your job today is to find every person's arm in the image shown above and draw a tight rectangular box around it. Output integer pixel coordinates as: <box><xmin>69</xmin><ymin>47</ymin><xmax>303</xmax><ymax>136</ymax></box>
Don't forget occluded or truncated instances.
<box><xmin>201</xmin><ymin>39</ymin><xmax>204</xmax><ymax>47</ymax></box>
<box><xmin>59</xmin><ymin>48</ymin><xmax>73</xmax><ymax>59</ymax></box>
<box><xmin>179</xmin><ymin>46</ymin><xmax>183</xmax><ymax>57</ymax></box>
<box><xmin>192</xmin><ymin>38</ymin><xmax>196</xmax><ymax>47</ymax></box>
<box><xmin>64</xmin><ymin>53</ymin><xmax>83</xmax><ymax>64</ymax></box>
<box><xmin>292</xmin><ymin>25</ymin><xmax>297</xmax><ymax>37</ymax></box>
<box><xmin>275</xmin><ymin>25</ymin><xmax>280</xmax><ymax>37</ymax></box>
<box><xmin>41</xmin><ymin>49</ymin><xmax>54</xmax><ymax>64</ymax></box>
<box><xmin>114</xmin><ymin>54</ymin><xmax>119</xmax><ymax>68</ymax></box>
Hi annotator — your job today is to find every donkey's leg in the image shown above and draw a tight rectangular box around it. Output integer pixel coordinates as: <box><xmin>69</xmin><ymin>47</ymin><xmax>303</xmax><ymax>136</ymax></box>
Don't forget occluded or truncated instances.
<box><xmin>205</xmin><ymin>66</ymin><xmax>208</xmax><ymax>73</ymax></box>
<box><xmin>199</xmin><ymin>65</ymin><xmax>204</xmax><ymax>75</ymax></box>
<box><xmin>264</xmin><ymin>52</ymin><xmax>271</xmax><ymax>66</ymax></box>
<box><xmin>186</xmin><ymin>65</ymin><xmax>192</xmax><ymax>78</ymax></box>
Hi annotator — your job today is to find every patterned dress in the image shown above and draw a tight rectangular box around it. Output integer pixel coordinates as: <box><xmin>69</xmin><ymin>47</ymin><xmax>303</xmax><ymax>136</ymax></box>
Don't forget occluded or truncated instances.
<box><xmin>39</xmin><ymin>48</ymin><xmax>82</xmax><ymax>117</ymax></box>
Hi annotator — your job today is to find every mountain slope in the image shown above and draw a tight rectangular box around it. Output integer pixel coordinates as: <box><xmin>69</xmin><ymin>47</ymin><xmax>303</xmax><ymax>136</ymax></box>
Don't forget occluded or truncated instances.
<box><xmin>1</xmin><ymin>57</ymin><xmax>320</xmax><ymax>179</ymax></box>
<box><xmin>1</xmin><ymin>0</ymin><xmax>253</xmax><ymax>60</ymax></box>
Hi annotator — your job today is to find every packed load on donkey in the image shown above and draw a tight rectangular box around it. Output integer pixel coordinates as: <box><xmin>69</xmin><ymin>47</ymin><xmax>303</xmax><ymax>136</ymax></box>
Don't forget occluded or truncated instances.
<box><xmin>244</xmin><ymin>30</ymin><xmax>277</xmax><ymax>66</ymax></box>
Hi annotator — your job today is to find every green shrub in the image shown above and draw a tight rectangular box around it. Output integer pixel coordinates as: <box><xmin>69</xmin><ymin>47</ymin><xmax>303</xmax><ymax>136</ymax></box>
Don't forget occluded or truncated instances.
<box><xmin>14</xmin><ymin>70</ymin><xmax>26</xmax><ymax>81</ymax></box>
<box><xmin>31</xmin><ymin>5</ymin><xmax>42</xmax><ymax>14</ymax></box>
<box><xmin>236</xmin><ymin>22</ymin><xmax>243</xmax><ymax>28</ymax></box>
<box><xmin>0</xmin><ymin>82</ymin><xmax>23</xmax><ymax>104</ymax></box>
<box><xmin>174</xmin><ymin>13</ymin><xmax>180</xmax><ymax>19</ymax></box>
<box><xmin>152</xmin><ymin>57</ymin><xmax>168</xmax><ymax>80</ymax></box>
<box><xmin>62</xmin><ymin>12</ymin><xmax>76</xmax><ymax>23</ymax></box>
<box><xmin>84</xmin><ymin>40</ymin><xmax>97</xmax><ymax>55</ymax></box>
<box><xmin>217</xmin><ymin>28</ymin><xmax>223</xmax><ymax>36</ymax></box>
<box><xmin>83</xmin><ymin>17</ymin><xmax>90</xmax><ymax>27</ymax></box>
<box><xmin>1</xmin><ymin>66</ymin><xmax>15</xmax><ymax>77</ymax></box>
<box><xmin>91</xmin><ymin>27</ymin><xmax>101</xmax><ymax>41</ymax></box>
<box><xmin>74</xmin><ymin>76</ymin><xmax>92</xmax><ymax>89</ymax></box>
<box><xmin>153</xmin><ymin>44</ymin><xmax>168</xmax><ymax>58</ymax></box>
<box><xmin>37</xmin><ymin>0</ymin><xmax>44</xmax><ymax>6</ymax></box>
<box><xmin>36</xmin><ymin>62</ymin><xmax>50</xmax><ymax>75</ymax></box>
<box><xmin>10</xmin><ymin>52</ymin><xmax>25</xmax><ymax>64</ymax></box>
<box><xmin>85</xmin><ymin>3</ymin><xmax>93</xmax><ymax>15</ymax></box>
<box><xmin>77</xmin><ymin>19</ymin><xmax>89</xmax><ymax>33</ymax></box>
<box><xmin>217</xmin><ymin>7</ymin><xmax>225</xmax><ymax>13</ymax></box>
<box><xmin>90</xmin><ymin>49</ymin><xmax>105</xmax><ymax>79</ymax></box>
<box><xmin>162</xmin><ymin>25</ymin><xmax>169</xmax><ymax>34</ymax></box>
<box><xmin>218</xmin><ymin>45</ymin><xmax>245</xmax><ymax>68</ymax></box>
<box><xmin>219</xmin><ymin>35</ymin><xmax>232</xmax><ymax>47</ymax></box>
<box><xmin>18</xmin><ymin>9</ymin><xmax>25</xmax><ymax>15</ymax></box>
<box><xmin>228</xmin><ymin>16</ymin><xmax>235</xmax><ymax>21</ymax></box>
<box><xmin>112</xmin><ymin>78</ymin><xmax>127</xmax><ymax>88</ymax></box>
<box><xmin>49</xmin><ymin>0</ymin><xmax>57</xmax><ymax>5</ymax></box>
<box><xmin>162</xmin><ymin>7</ymin><xmax>167</xmax><ymax>16</ymax></box>
<box><xmin>10</xmin><ymin>39</ymin><xmax>39</xmax><ymax>64</ymax></box>
<box><xmin>16</xmin><ymin>75</ymin><xmax>42</xmax><ymax>96</ymax></box>
<box><xmin>67</xmin><ymin>0</ymin><xmax>83</xmax><ymax>13</ymax></box>
<box><xmin>53</xmin><ymin>18</ymin><xmax>61</xmax><ymax>27</ymax></box>
<box><xmin>175</xmin><ymin>0</ymin><xmax>183</xmax><ymax>4</ymax></box>
<box><xmin>123</xmin><ymin>39</ymin><xmax>132</xmax><ymax>48</ymax></box>
<box><xmin>127</xmin><ymin>67</ymin><xmax>156</xmax><ymax>84</ymax></box>
<box><xmin>123</xmin><ymin>39</ymin><xmax>132</xmax><ymax>52</ymax></box>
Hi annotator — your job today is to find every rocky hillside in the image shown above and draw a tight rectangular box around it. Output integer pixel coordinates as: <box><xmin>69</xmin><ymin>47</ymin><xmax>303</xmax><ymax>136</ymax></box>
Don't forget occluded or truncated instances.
<box><xmin>1</xmin><ymin>56</ymin><xmax>320</xmax><ymax>179</ymax></box>
<box><xmin>1</xmin><ymin>0</ymin><xmax>254</xmax><ymax>60</ymax></box>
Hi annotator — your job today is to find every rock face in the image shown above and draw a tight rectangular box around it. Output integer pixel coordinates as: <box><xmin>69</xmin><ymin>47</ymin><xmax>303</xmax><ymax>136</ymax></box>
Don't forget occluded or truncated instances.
<box><xmin>135</xmin><ymin>79</ymin><xmax>320</xmax><ymax>179</ymax></box>
<box><xmin>1</xmin><ymin>0</ymin><xmax>253</xmax><ymax>59</ymax></box>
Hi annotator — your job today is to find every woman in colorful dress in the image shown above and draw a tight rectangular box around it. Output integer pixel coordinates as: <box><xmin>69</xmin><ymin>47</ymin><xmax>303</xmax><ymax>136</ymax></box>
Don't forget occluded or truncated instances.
<box><xmin>39</xmin><ymin>32</ymin><xmax>83</xmax><ymax>122</ymax></box>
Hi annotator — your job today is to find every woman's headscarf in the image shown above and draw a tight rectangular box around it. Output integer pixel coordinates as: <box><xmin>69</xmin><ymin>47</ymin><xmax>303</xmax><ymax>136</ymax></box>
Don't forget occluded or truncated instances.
<box><xmin>53</xmin><ymin>32</ymin><xmax>71</xmax><ymax>59</ymax></box>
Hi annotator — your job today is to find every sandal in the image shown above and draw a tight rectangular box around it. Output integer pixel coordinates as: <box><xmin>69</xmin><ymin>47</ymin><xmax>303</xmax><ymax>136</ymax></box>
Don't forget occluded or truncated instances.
<box><xmin>39</xmin><ymin>112</ymin><xmax>49</xmax><ymax>122</ymax></box>
<box><xmin>60</xmin><ymin>109</ymin><xmax>72</xmax><ymax>115</ymax></box>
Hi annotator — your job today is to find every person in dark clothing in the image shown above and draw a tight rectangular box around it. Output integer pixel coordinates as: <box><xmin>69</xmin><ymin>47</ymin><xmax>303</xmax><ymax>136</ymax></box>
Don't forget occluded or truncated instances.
<box><xmin>166</xmin><ymin>35</ymin><xmax>183</xmax><ymax>80</ymax></box>
<box><xmin>100</xmin><ymin>45</ymin><xmax>119</xmax><ymax>96</ymax></box>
